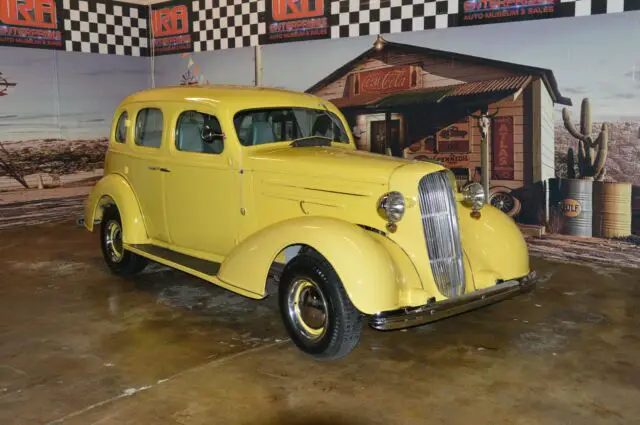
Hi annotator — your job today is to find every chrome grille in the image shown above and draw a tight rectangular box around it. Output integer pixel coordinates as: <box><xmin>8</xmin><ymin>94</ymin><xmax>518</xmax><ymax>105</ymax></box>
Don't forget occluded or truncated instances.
<box><xmin>418</xmin><ymin>171</ymin><xmax>466</xmax><ymax>298</ymax></box>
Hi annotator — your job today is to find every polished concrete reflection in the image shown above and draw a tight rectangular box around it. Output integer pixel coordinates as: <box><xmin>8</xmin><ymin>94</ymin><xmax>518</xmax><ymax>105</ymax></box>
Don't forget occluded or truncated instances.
<box><xmin>1</xmin><ymin>220</ymin><xmax>639</xmax><ymax>425</ymax></box>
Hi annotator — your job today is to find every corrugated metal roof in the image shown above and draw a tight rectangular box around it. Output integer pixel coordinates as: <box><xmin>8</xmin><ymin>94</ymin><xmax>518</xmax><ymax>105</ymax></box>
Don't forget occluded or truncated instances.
<box><xmin>325</xmin><ymin>75</ymin><xmax>532</xmax><ymax>109</ymax></box>
<box><xmin>448</xmin><ymin>75</ymin><xmax>531</xmax><ymax>97</ymax></box>
<box><xmin>374</xmin><ymin>87</ymin><xmax>452</xmax><ymax>108</ymax></box>
<box><xmin>328</xmin><ymin>94</ymin><xmax>388</xmax><ymax>108</ymax></box>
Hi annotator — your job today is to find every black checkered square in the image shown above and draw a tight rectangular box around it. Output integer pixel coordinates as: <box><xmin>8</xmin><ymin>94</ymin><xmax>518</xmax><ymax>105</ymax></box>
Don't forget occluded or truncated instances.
<box><xmin>330</xmin><ymin>0</ymin><xmax>457</xmax><ymax>39</ymax></box>
<box><xmin>63</xmin><ymin>0</ymin><xmax>149</xmax><ymax>56</ymax></box>
<box><xmin>192</xmin><ymin>0</ymin><xmax>265</xmax><ymax>51</ymax></box>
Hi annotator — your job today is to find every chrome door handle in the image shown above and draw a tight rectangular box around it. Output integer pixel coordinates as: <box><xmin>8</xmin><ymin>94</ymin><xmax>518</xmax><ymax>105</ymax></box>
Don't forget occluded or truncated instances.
<box><xmin>148</xmin><ymin>166</ymin><xmax>171</xmax><ymax>173</ymax></box>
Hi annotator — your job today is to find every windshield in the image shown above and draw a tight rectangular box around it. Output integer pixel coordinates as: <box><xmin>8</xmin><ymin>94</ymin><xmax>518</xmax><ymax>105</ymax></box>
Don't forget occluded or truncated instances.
<box><xmin>234</xmin><ymin>107</ymin><xmax>350</xmax><ymax>146</ymax></box>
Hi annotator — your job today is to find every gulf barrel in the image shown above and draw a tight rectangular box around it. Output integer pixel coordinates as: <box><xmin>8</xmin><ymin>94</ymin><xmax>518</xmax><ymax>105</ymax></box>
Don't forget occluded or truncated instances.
<box><xmin>548</xmin><ymin>178</ymin><xmax>592</xmax><ymax>237</ymax></box>
<box><xmin>593</xmin><ymin>182</ymin><xmax>632</xmax><ymax>238</ymax></box>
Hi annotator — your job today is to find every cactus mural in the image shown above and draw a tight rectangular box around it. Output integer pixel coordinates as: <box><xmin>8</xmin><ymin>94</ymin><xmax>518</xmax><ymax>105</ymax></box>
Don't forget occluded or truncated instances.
<box><xmin>562</xmin><ymin>98</ymin><xmax>609</xmax><ymax>181</ymax></box>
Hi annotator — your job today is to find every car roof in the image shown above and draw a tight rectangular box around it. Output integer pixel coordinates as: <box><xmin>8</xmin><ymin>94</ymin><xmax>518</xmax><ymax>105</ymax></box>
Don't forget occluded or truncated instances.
<box><xmin>121</xmin><ymin>84</ymin><xmax>329</xmax><ymax>111</ymax></box>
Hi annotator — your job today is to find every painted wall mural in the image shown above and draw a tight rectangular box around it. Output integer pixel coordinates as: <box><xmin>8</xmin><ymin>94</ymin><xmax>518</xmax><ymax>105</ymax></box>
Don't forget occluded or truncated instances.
<box><xmin>0</xmin><ymin>47</ymin><xmax>148</xmax><ymax>227</ymax></box>
<box><xmin>1</xmin><ymin>4</ymin><xmax>639</xmax><ymax>236</ymax></box>
<box><xmin>155</xmin><ymin>11</ymin><xmax>640</xmax><ymax>235</ymax></box>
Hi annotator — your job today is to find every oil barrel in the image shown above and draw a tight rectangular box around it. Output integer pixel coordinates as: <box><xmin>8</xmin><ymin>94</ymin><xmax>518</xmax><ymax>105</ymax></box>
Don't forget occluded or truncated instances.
<box><xmin>632</xmin><ymin>185</ymin><xmax>640</xmax><ymax>235</ymax></box>
<box><xmin>593</xmin><ymin>182</ymin><xmax>632</xmax><ymax>238</ymax></box>
<box><xmin>548</xmin><ymin>178</ymin><xmax>593</xmax><ymax>237</ymax></box>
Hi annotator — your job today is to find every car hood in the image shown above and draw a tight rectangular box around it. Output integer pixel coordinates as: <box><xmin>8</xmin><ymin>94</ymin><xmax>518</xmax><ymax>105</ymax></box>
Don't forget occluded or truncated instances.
<box><xmin>245</xmin><ymin>145</ymin><xmax>410</xmax><ymax>186</ymax></box>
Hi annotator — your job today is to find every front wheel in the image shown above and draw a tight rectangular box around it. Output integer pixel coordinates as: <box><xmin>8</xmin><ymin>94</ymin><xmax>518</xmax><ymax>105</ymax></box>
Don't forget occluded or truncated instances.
<box><xmin>278</xmin><ymin>254</ymin><xmax>363</xmax><ymax>360</ymax></box>
<box><xmin>100</xmin><ymin>205</ymin><xmax>148</xmax><ymax>277</ymax></box>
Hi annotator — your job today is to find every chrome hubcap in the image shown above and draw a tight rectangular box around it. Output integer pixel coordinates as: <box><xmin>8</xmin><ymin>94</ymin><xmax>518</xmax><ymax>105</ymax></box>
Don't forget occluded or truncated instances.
<box><xmin>105</xmin><ymin>220</ymin><xmax>124</xmax><ymax>263</ymax></box>
<box><xmin>287</xmin><ymin>278</ymin><xmax>328</xmax><ymax>341</ymax></box>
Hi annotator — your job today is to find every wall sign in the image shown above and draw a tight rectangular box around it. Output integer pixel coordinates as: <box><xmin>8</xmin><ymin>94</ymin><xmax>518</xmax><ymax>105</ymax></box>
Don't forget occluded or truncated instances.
<box><xmin>151</xmin><ymin>1</ymin><xmax>192</xmax><ymax>55</ymax></box>
<box><xmin>491</xmin><ymin>115</ymin><xmax>515</xmax><ymax>180</ymax></box>
<box><xmin>0</xmin><ymin>0</ymin><xmax>64</xmax><ymax>49</ymax></box>
<box><xmin>353</xmin><ymin>65</ymin><xmax>418</xmax><ymax>96</ymax></box>
<box><xmin>460</xmin><ymin>0</ymin><xmax>559</xmax><ymax>26</ymax></box>
<box><xmin>265</xmin><ymin>0</ymin><xmax>329</xmax><ymax>44</ymax></box>
<box><xmin>437</xmin><ymin>121</ymin><xmax>471</xmax><ymax>153</ymax></box>
<box><xmin>412</xmin><ymin>153</ymin><xmax>471</xmax><ymax>168</ymax></box>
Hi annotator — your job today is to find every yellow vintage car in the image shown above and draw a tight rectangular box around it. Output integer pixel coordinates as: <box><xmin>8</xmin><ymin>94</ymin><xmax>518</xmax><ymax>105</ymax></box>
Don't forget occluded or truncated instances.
<box><xmin>83</xmin><ymin>85</ymin><xmax>536</xmax><ymax>360</ymax></box>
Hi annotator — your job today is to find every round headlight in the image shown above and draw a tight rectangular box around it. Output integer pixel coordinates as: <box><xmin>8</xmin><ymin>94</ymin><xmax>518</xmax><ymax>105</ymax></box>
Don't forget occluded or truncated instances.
<box><xmin>378</xmin><ymin>191</ymin><xmax>405</xmax><ymax>223</ymax></box>
<box><xmin>462</xmin><ymin>183</ymin><xmax>486</xmax><ymax>210</ymax></box>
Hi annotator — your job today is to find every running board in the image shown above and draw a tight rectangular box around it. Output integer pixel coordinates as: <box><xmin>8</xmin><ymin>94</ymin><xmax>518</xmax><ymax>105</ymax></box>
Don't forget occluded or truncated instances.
<box><xmin>127</xmin><ymin>244</ymin><xmax>221</xmax><ymax>276</ymax></box>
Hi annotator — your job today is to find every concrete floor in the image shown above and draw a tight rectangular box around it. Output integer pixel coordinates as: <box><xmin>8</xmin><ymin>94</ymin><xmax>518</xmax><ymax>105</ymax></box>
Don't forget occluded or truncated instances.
<box><xmin>1</xmin><ymin>221</ymin><xmax>639</xmax><ymax>425</ymax></box>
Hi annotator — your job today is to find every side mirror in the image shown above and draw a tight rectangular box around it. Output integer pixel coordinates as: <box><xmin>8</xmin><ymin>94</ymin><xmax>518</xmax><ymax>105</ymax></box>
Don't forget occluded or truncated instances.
<box><xmin>201</xmin><ymin>123</ymin><xmax>224</xmax><ymax>144</ymax></box>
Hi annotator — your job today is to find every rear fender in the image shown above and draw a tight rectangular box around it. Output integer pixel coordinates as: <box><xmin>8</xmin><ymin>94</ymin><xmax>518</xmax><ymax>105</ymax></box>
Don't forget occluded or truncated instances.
<box><xmin>217</xmin><ymin>216</ymin><xmax>425</xmax><ymax>315</ymax></box>
<box><xmin>83</xmin><ymin>173</ymin><xmax>148</xmax><ymax>244</ymax></box>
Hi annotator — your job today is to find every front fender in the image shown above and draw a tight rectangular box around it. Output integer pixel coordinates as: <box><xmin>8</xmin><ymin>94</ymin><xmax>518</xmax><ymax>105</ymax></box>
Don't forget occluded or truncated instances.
<box><xmin>83</xmin><ymin>173</ymin><xmax>148</xmax><ymax>244</ymax></box>
<box><xmin>458</xmin><ymin>204</ymin><xmax>531</xmax><ymax>289</ymax></box>
<box><xmin>216</xmin><ymin>216</ymin><xmax>425</xmax><ymax>315</ymax></box>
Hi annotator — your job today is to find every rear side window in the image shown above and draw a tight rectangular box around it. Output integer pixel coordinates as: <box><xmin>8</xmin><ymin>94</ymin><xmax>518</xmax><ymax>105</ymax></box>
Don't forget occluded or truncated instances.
<box><xmin>135</xmin><ymin>108</ymin><xmax>163</xmax><ymax>148</ymax></box>
<box><xmin>114</xmin><ymin>111</ymin><xmax>127</xmax><ymax>143</ymax></box>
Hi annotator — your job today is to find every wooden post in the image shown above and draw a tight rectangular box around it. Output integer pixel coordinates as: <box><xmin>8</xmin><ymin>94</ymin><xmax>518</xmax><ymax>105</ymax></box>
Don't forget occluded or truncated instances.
<box><xmin>254</xmin><ymin>45</ymin><xmax>262</xmax><ymax>86</ymax></box>
<box><xmin>481</xmin><ymin>125</ymin><xmax>490</xmax><ymax>198</ymax></box>
<box><xmin>385</xmin><ymin>111</ymin><xmax>392</xmax><ymax>156</ymax></box>
<box><xmin>472</xmin><ymin>108</ymin><xmax>499</xmax><ymax>199</ymax></box>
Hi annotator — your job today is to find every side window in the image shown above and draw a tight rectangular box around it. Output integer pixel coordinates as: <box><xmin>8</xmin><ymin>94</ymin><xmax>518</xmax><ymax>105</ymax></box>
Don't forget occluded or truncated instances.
<box><xmin>175</xmin><ymin>110</ymin><xmax>224</xmax><ymax>155</ymax></box>
<box><xmin>235</xmin><ymin>115</ymin><xmax>253</xmax><ymax>145</ymax></box>
<box><xmin>135</xmin><ymin>108</ymin><xmax>163</xmax><ymax>148</ymax></box>
<box><xmin>114</xmin><ymin>111</ymin><xmax>127</xmax><ymax>143</ymax></box>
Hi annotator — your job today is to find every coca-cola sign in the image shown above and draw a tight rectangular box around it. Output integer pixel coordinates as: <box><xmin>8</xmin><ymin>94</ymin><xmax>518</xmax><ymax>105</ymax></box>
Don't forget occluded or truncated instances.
<box><xmin>355</xmin><ymin>66</ymin><xmax>413</xmax><ymax>95</ymax></box>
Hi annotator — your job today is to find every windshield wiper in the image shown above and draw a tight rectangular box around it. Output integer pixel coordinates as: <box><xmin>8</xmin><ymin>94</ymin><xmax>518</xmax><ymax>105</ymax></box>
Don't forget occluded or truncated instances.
<box><xmin>290</xmin><ymin>136</ymin><xmax>332</xmax><ymax>147</ymax></box>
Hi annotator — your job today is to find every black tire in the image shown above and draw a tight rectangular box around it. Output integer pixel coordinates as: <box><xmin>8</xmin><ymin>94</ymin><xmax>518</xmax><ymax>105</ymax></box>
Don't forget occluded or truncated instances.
<box><xmin>100</xmin><ymin>205</ymin><xmax>148</xmax><ymax>277</ymax></box>
<box><xmin>278</xmin><ymin>253</ymin><xmax>363</xmax><ymax>360</ymax></box>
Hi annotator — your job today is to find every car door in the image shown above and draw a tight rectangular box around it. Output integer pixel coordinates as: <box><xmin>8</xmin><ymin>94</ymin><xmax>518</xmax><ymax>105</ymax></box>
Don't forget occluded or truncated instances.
<box><xmin>163</xmin><ymin>106</ymin><xmax>240</xmax><ymax>258</ymax></box>
<box><xmin>125</xmin><ymin>104</ymin><xmax>170</xmax><ymax>242</ymax></box>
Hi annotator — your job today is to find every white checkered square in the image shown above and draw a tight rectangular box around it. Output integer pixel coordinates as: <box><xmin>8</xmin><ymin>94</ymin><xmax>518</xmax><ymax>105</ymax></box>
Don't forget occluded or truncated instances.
<box><xmin>330</xmin><ymin>0</ymin><xmax>456</xmax><ymax>39</ymax></box>
<box><xmin>63</xmin><ymin>0</ymin><xmax>149</xmax><ymax>56</ymax></box>
<box><xmin>192</xmin><ymin>0</ymin><xmax>265</xmax><ymax>52</ymax></box>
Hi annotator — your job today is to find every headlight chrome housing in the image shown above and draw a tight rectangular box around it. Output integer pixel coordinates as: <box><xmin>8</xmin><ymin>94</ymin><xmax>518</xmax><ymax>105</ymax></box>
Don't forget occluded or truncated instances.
<box><xmin>378</xmin><ymin>191</ymin><xmax>405</xmax><ymax>223</ymax></box>
<box><xmin>462</xmin><ymin>183</ymin><xmax>486</xmax><ymax>212</ymax></box>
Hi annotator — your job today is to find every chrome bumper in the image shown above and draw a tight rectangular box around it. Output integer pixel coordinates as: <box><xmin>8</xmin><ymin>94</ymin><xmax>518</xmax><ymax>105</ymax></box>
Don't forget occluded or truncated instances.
<box><xmin>370</xmin><ymin>270</ymin><xmax>537</xmax><ymax>331</ymax></box>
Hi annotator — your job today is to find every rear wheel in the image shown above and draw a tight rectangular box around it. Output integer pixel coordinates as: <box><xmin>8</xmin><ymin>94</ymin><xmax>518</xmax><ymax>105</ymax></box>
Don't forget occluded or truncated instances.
<box><xmin>100</xmin><ymin>205</ymin><xmax>148</xmax><ymax>277</ymax></box>
<box><xmin>278</xmin><ymin>253</ymin><xmax>363</xmax><ymax>360</ymax></box>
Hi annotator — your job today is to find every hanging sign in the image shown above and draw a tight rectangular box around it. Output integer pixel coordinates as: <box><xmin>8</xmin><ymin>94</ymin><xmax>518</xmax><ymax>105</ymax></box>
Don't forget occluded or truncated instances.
<box><xmin>436</xmin><ymin>121</ymin><xmax>470</xmax><ymax>153</ymax></box>
<box><xmin>151</xmin><ymin>1</ymin><xmax>192</xmax><ymax>55</ymax></box>
<box><xmin>265</xmin><ymin>0</ymin><xmax>329</xmax><ymax>44</ymax></box>
<box><xmin>491</xmin><ymin>116</ymin><xmax>515</xmax><ymax>180</ymax></box>
<box><xmin>459</xmin><ymin>0</ymin><xmax>560</xmax><ymax>26</ymax></box>
<box><xmin>0</xmin><ymin>0</ymin><xmax>64</xmax><ymax>49</ymax></box>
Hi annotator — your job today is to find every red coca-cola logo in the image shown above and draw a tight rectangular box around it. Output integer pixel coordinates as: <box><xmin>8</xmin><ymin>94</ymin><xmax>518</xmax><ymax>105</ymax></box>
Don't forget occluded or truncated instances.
<box><xmin>357</xmin><ymin>66</ymin><xmax>412</xmax><ymax>95</ymax></box>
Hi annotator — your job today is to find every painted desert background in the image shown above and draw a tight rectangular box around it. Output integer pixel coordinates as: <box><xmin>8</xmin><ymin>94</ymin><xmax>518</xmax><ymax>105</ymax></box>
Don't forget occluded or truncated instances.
<box><xmin>1</xmin><ymin>11</ymin><xmax>640</xmax><ymax>231</ymax></box>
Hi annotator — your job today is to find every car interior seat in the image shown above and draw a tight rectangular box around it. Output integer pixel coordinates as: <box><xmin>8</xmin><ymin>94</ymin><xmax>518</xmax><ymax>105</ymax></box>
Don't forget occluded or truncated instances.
<box><xmin>246</xmin><ymin>121</ymin><xmax>276</xmax><ymax>146</ymax></box>
<box><xmin>178</xmin><ymin>118</ymin><xmax>223</xmax><ymax>154</ymax></box>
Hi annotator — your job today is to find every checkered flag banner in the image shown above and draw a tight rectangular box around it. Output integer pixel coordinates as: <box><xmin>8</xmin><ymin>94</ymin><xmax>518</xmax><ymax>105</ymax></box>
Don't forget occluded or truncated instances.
<box><xmin>63</xmin><ymin>0</ymin><xmax>149</xmax><ymax>56</ymax></box>
<box><xmin>191</xmin><ymin>0</ymin><xmax>266</xmax><ymax>52</ymax></box>
<box><xmin>330</xmin><ymin>0</ymin><xmax>458</xmax><ymax>39</ymax></box>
